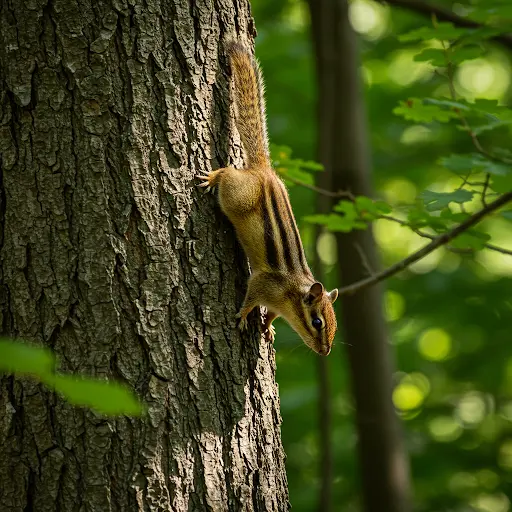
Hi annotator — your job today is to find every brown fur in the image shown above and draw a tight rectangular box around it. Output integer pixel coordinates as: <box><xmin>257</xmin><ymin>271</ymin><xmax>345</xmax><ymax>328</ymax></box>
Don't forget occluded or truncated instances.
<box><xmin>198</xmin><ymin>43</ymin><xmax>338</xmax><ymax>355</ymax></box>
<box><xmin>227</xmin><ymin>42</ymin><xmax>269</xmax><ymax>167</ymax></box>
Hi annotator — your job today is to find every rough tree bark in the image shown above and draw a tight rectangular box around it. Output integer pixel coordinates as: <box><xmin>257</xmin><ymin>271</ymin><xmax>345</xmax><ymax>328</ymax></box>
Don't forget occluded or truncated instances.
<box><xmin>308</xmin><ymin>0</ymin><xmax>411</xmax><ymax>511</ymax></box>
<box><xmin>0</xmin><ymin>0</ymin><xmax>288</xmax><ymax>510</ymax></box>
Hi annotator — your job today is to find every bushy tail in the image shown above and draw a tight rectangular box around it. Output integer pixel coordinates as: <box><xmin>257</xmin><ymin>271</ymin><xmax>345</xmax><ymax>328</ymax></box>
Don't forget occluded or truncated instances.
<box><xmin>227</xmin><ymin>42</ymin><xmax>270</xmax><ymax>168</ymax></box>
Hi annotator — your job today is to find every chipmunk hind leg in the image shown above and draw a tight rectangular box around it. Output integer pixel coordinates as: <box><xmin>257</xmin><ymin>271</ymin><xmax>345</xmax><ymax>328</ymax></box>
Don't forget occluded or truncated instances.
<box><xmin>199</xmin><ymin>167</ymin><xmax>263</xmax><ymax>214</ymax></box>
<box><xmin>217</xmin><ymin>168</ymin><xmax>264</xmax><ymax>216</ymax></box>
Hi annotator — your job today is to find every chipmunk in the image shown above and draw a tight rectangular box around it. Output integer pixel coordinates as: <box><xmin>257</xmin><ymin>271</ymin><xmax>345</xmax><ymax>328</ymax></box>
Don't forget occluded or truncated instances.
<box><xmin>199</xmin><ymin>42</ymin><xmax>338</xmax><ymax>356</ymax></box>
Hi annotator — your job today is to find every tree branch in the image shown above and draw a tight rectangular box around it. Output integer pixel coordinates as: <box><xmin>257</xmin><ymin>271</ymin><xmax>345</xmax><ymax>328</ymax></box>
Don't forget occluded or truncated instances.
<box><xmin>338</xmin><ymin>191</ymin><xmax>512</xmax><ymax>296</ymax></box>
<box><xmin>282</xmin><ymin>173</ymin><xmax>353</xmax><ymax>198</ymax></box>
<box><xmin>379</xmin><ymin>215</ymin><xmax>512</xmax><ymax>256</ymax></box>
<box><xmin>375</xmin><ymin>0</ymin><xmax>512</xmax><ymax>50</ymax></box>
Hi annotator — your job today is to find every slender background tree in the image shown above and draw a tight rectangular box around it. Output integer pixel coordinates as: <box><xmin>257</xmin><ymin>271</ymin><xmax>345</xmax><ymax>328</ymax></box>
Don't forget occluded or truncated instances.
<box><xmin>308</xmin><ymin>0</ymin><xmax>411</xmax><ymax>510</ymax></box>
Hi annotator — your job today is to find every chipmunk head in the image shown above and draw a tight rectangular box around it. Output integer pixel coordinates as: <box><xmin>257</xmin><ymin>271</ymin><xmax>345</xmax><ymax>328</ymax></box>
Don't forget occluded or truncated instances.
<box><xmin>284</xmin><ymin>282</ymin><xmax>338</xmax><ymax>356</ymax></box>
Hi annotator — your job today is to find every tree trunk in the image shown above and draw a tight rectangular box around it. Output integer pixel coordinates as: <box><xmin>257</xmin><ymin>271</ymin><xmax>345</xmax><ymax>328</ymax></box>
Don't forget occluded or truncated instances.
<box><xmin>308</xmin><ymin>1</ymin><xmax>411</xmax><ymax>511</ymax></box>
<box><xmin>0</xmin><ymin>1</ymin><xmax>288</xmax><ymax>510</ymax></box>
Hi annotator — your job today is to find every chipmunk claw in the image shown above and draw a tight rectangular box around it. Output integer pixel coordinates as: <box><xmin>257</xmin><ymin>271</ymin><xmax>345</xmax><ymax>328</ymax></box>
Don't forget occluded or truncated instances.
<box><xmin>197</xmin><ymin>175</ymin><xmax>212</xmax><ymax>191</ymax></box>
<box><xmin>264</xmin><ymin>324</ymin><xmax>276</xmax><ymax>342</ymax></box>
<box><xmin>235</xmin><ymin>312</ymin><xmax>249</xmax><ymax>331</ymax></box>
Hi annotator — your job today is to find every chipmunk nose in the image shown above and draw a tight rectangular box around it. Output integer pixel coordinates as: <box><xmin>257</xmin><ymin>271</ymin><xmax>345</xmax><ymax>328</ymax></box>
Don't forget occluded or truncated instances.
<box><xmin>319</xmin><ymin>345</ymin><xmax>331</xmax><ymax>356</ymax></box>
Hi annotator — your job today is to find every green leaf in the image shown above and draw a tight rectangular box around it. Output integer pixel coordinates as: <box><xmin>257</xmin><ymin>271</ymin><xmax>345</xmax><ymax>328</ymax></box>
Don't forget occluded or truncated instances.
<box><xmin>0</xmin><ymin>339</ymin><xmax>55</xmax><ymax>377</ymax></box>
<box><xmin>355</xmin><ymin>196</ymin><xmax>378</xmax><ymax>213</ymax></box>
<box><xmin>492</xmin><ymin>174</ymin><xmax>512</xmax><ymax>193</ymax></box>
<box><xmin>0</xmin><ymin>338</ymin><xmax>144</xmax><ymax>417</ymax></box>
<box><xmin>394</xmin><ymin>99</ymin><xmax>459</xmax><ymax>123</ymax></box>
<box><xmin>413</xmin><ymin>48</ymin><xmax>446</xmax><ymax>66</ymax></box>
<box><xmin>279</xmin><ymin>166</ymin><xmax>315</xmax><ymax>186</ymax></box>
<box><xmin>270</xmin><ymin>144</ymin><xmax>292</xmax><ymax>162</ymax></box>
<box><xmin>424</xmin><ymin>98</ymin><xmax>512</xmax><ymax>122</ymax></box>
<box><xmin>352</xmin><ymin>196</ymin><xmax>392</xmax><ymax>220</ymax></box>
<box><xmin>439</xmin><ymin>209</ymin><xmax>470</xmax><ymax>223</ymax></box>
<box><xmin>450</xmin><ymin>230</ymin><xmax>491</xmax><ymax>251</ymax></box>
<box><xmin>406</xmin><ymin>208</ymin><xmax>454</xmax><ymax>231</ymax></box>
<box><xmin>439</xmin><ymin>153</ymin><xmax>512</xmax><ymax>177</ymax></box>
<box><xmin>375</xmin><ymin>200</ymin><xmax>392</xmax><ymax>214</ymax></box>
<box><xmin>304</xmin><ymin>214</ymin><xmax>332</xmax><ymax>226</ymax></box>
<box><xmin>493</xmin><ymin>148</ymin><xmax>512</xmax><ymax>160</ymax></box>
<box><xmin>439</xmin><ymin>154</ymin><xmax>478</xmax><ymax>174</ymax></box>
<box><xmin>407</xmin><ymin>209</ymin><xmax>432</xmax><ymax>228</ymax></box>
<box><xmin>501</xmin><ymin>211</ymin><xmax>512</xmax><ymax>222</ymax></box>
<box><xmin>421</xmin><ymin>190</ymin><xmax>474</xmax><ymax>211</ymax></box>
<box><xmin>304</xmin><ymin>213</ymin><xmax>368</xmax><ymax>232</ymax></box>
<box><xmin>449</xmin><ymin>46</ymin><xmax>483</xmax><ymax>64</ymax></box>
<box><xmin>483</xmin><ymin>161</ymin><xmax>512</xmax><ymax>177</ymax></box>
<box><xmin>472</xmin><ymin>120</ymin><xmax>512</xmax><ymax>135</ymax></box>
<box><xmin>472</xmin><ymin>99</ymin><xmax>512</xmax><ymax>121</ymax></box>
<box><xmin>47</xmin><ymin>374</ymin><xmax>144</xmax><ymax>416</ymax></box>
<box><xmin>334</xmin><ymin>200</ymin><xmax>358</xmax><ymax>217</ymax></box>
<box><xmin>399</xmin><ymin>23</ymin><xmax>471</xmax><ymax>42</ymax></box>
<box><xmin>271</xmin><ymin>144</ymin><xmax>324</xmax><ymax>174</ymax></box>
<box><xmin>296</xmin><ymin>159</ymin><xmax>324</xmax><ymax>172</ymax></box>
<box><xmin>456</xmin><ymin>26</ymin><xmax>505</xmax><ymax>45</ymax></box>
<box><xmin>469</xmin><ymin>4</ymin><xmax>512</xmax><ymax>23</ymax></box>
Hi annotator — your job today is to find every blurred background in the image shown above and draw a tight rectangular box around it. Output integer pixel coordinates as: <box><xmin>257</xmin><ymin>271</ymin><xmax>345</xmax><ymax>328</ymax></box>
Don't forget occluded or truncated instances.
<box><xmin>250</xmin><ymin>0</ymin><xmax>512</xmax><ymax>510</ymax></box>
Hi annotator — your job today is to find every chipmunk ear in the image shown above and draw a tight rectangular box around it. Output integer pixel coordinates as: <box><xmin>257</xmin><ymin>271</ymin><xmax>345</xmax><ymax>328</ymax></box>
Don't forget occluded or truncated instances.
<box><xmin>306</xmin><ymin>282</ymin><xmax>324</xmax><ymax>304</ymax></box>
<box><xmin>328</xmin><ymin>289</ymin><xmax>339</xmax><ymax>304</ymax></box>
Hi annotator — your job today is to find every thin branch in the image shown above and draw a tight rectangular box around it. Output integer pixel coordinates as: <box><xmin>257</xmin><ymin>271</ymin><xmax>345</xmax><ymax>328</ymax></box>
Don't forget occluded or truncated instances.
<box><xmin>379</xmin><ymin>214</ymin><xmax>512</xmax><ymax>256</ymax></box>
<box><xmin>443</xmin><ymin>49</ymin><xmax>492</xmax><ymax>158</ymax></box>
<box><xmin>443</xmin><ymin>47</ymin><xmax>506</xmax><ymax>217</ymax></box>
<box><xmin>484</xmin><ymin>242</ymin><xmax>512</xmax><ymax>256</ymax></box>
<box><xmin>482</xmin><ymin>173</ymin><xmax>490</xmax><ymax>207</ymax></box>
<box><xmin>281</xmin><ymin>173</ymin><xmax>353</xmax><ymax>198</ymax></box>
<box><xmin>375</xmin><ymin>0</ymin><xmax>512</xmax><ymax>50</ymax></box>
<box><xmin>354</xmin><ymin>242</ymin><xmax>375</xmax><ymax>276</ymax></box>
<box><xmin>338</xmin><ymin>191</ymin><xmax>512</xmax><ymax>296</ymax></box>
<box><xmin>380</xmin><ymin>214</ymin><xmax>436</xmax><ymax>240</ymax></box>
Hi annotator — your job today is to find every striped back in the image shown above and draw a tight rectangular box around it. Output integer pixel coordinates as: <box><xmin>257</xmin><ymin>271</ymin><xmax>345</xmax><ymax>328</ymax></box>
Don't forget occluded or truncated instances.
<box><xmin>262</xmin><ymin>176</ymin><xmax>312</xmax><ymax>277</ymax></box>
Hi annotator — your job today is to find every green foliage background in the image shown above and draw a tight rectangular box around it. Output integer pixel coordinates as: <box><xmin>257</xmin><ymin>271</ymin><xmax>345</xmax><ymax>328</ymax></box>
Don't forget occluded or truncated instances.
<box><xmin>251</xmin><ymin>0</ymin><xmax>512</xmax><ymax>510</ymax></box>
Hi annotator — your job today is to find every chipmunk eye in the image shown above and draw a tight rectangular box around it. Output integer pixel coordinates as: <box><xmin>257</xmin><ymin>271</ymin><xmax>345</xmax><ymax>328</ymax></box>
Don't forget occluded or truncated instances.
<box><xmin>312</xmin><ymin>317</ymin><xmax>323</xmax><ymax>330</ymax></box>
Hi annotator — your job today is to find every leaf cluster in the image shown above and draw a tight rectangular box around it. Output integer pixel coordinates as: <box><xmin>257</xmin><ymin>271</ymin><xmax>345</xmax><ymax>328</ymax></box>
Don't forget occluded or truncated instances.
<box><xmin>274</xmin><ymin>20</ymin><xmax>512</xmax><ymax>255</ymax></box>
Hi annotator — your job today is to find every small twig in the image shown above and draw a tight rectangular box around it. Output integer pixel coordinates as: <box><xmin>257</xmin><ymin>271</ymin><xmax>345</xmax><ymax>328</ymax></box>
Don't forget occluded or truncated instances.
<box><xmin>338</xmin><ymin>191</ymin><xmax>512</xmax><ymax>296</ymax></box>
<box><xmin>281</xmin><ymin>173</ymin><xmax>354</xmax><ymax>199</ymax></box>
<box><xmin>482</xmin><ymin>173</ymin><xmax>490</xmax><ymax>207</ymax></box>
<box><xmin>442</xmin><ymin>52</ymin><xmax>512</xmax><ymax>167</ymax></box>
<box><xmin>458</xmin><ymin>170</ymin><xmax>473</xmax><ymax>190</ymax></box>
<box><xmin>443</xmin><ymin>50</ymin><xmax>493</xmax><ymax>161</ymax></box>
<box><xmin>484</xmin><ymin>242</ymin><xmax>512</xmax><ymax>256</ymax></box>
<box><xmin>379</xmin><ymin>214</ymin><xmax>433</xmax><ymax>239</ymax></box>
<box><xmin>354</xmin><ymin>243</ymin><xmax>374</xmax><ymax>276</ymax></box>
<box><xmin>440</xmin><ymin>46</ymin><xmax>510</xmax><ymax>166</ymax></box>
